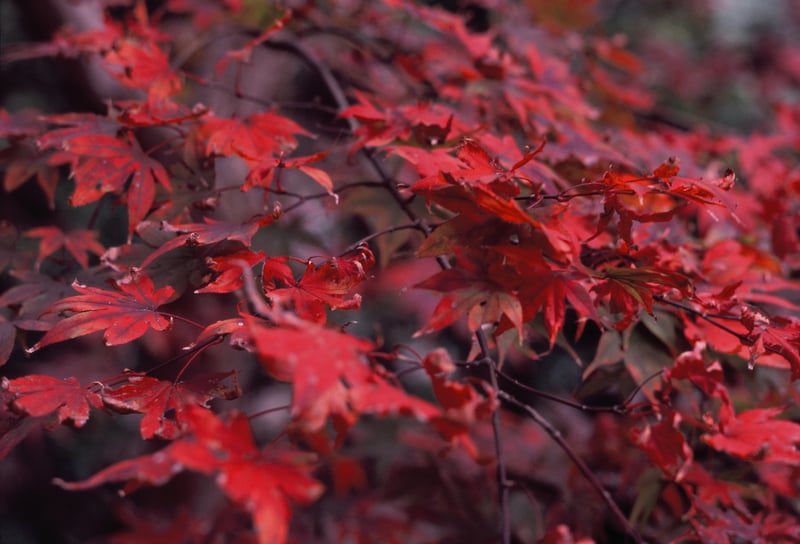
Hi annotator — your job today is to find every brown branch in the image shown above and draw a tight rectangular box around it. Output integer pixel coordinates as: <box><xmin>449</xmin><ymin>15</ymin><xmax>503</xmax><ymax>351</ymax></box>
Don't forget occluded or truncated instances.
<box><xmin>655</xmin><ymin>295</ymin><xmax>747</xmax><ymax>340</ymax></box>
<box><xmin>478</xmin><ymin>335</ymin><xmax>512</xmax><ymax>544</ymax></box>
<box><xmin>497</xmin><ymin>390</ymin><xmax>644</xmax><ymax>544</ymax></box>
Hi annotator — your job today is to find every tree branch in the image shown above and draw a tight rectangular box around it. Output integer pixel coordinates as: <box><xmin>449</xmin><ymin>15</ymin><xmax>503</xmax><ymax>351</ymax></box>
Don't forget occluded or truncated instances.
<box><xmin>497</xmin><ymin>390</ymin><xmax>644</xmax><ymax>544</ymax></box>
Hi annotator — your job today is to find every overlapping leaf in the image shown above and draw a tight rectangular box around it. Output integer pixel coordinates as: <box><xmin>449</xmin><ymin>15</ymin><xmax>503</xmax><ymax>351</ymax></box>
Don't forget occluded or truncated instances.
<box><xmin>3</xmin><ymin>375</ymin><xmax>102</xmax><ymax>427</ymax></box>
<box><xmin>28</xmin><ymin>273</ymin><xmax>174</xmax><ymax>351</ymax></box>
<box><xmin>263</xmin><ymin>245</ymin><xmax>375</xmax><ymax>324</ymax></box>
<box><xmin>55</xmin><ymin>406</ymin><xmax>324</xmax><ymax>544</ymax></box>
<box><xmin>100</xmin><ymin>371</ymin><xmax>241</xmax><ymax>439</ymax></box>
<box><xmin>25</xmin><ymin>226</ymin><xmax>105</xmax><ymax>269</ymax></box>
<box><xmin>46</xmin><ymin>133</ymin><xmax>171</xmax><ymax>235</ymax></box>
<box><xmin>249</xmin><ymin>315</ymin><xmax>438</xmax><ymax>437</ymax></box>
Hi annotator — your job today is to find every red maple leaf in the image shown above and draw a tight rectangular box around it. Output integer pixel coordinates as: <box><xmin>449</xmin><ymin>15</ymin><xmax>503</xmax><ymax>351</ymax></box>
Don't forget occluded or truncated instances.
<box><xmin>1</xmin><ymin>142</ymin><xmax>60</xmax><ymax>209</ymax></box>
<box><xmin>703</xmin><ymin>397</ymin><xmax>800</xmax><ymax>465</ymax></box>
<box><xmin>3</xmin><ymin>374</ymin><xmax>102</xmax><ymax>427</ymax></box>
<box><xmin>100</xmin><ymin>371</ymin><xmax>241</xmax><ymax>439</ymax></box>
<box><xmin>263</xmin><ymin>245</ymin><xmax>375</xmax><ymax>324</ymax></box>
<box><xmin>170</xmin><ymin>407</ymin><xmax>324</xmax><ymax>544</ymax></box>
<box><xmin>631</xmin><ymin>410</ymin><xmax>693</xmax><ymax>480</ymax></box>
<box><xmin>593</xmin><ymin>265</ymin><xmax>692</xmax><ymax>330</ymax></box>
<box><xmin>249</xmin><ymin>314</ymin><xmax>437</xmax><ymax>437</ymax></box>
<box><xmin>741</xmin><ymin>307</ymin><xmax>800</xmax><ymax>379</ymax></box>
<box><xmin>195</xmin><ymin>249</ymin><xmax>265</xmax><ymax>294</ymax></box>
<box><xmin>36</xmin><ymin>112</ymin><xmax>120</xmax><ymax>150</ymax></box>
<box><xmin>46</xmin><ymin>133</ymin><xmax>171</xmax><ymax>235</ymax></box>
<box><xmin>243</xmin><ymin>151</ymin><xmax>335</xmax><ymax>196</ymax></box>
<box><xmin>421</xmin><ymin>349</ymin><xmax>497</xmax><ymax>456</ymax></box>
<box><xmin>25</xmin><ymin>226</ymin><xmax>105</xmax><ymax>269</ymax></box>
<box><xmin>54</xmin><ymin>449</ymin><xmax>184</xmax><ymax>496</ymax></box>
<box><xmin>414</xmin><ymin>267</ymin><xmax>524</xmax><ymax>337</ymax></box>
<box><xmin>139</xmin><ymin>217</ymin><xmax>266</xmax><ymax>268</ymax></box>
<box><xmin>28</xmin><ymin>272</ymin><xmax>175</xmax><ymax>352</ymax></box>
<box><xmin>200</xmin><ymin>111</ymin><xmax>312</xmax><ymax>159</ymax></box>
<box><xmin>102</xmin><ymin>39</ymin><xmax>182</xmax><ymax>101</ymax></box>
<box><xmin>54</xmin><ymin>406</ymin><xmax>324</xmax><ymax>544</ymax></box>
<box><xmin>215</xmin><ymin>9</ymin><xmax>291</xmax><ymax>74</ymax></box>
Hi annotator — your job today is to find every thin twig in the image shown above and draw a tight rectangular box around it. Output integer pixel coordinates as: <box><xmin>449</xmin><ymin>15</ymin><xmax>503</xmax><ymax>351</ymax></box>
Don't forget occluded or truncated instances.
<box><xmin>495</xmin><ymin>366</ymin><xmax>628</xmax><ymax>414</ymax></box>
<box><xmin>248</xmin><ymin>404</ymin><xmax>291</xmax><ymax>420</ymax></box>
<box><xmin>498</xmin><ymin>390</ymin><xmax>644</xmax><ymax>544</ymax></box>
<box><xmin>655</xmin><ymin>295</ymin><xmax>747</xmax><ymax>339</ymax></box>
<box><xmin>341</xmin><ymin>221</ymin><xmax>422</xmax><ymax>254</ymax></box>
<box><xmin>478</xmin><ymin>333</ymin><xmax>512</xmax><ymax>544</ymax></box>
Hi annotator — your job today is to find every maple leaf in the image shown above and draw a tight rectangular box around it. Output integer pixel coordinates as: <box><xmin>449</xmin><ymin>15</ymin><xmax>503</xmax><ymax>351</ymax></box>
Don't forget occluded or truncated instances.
<box><xmin>0</xmin><ymin>18</ymin><xmax>122</xmax><ymax>62</ymax></box>
<box><xmin>195</xmin><ymin>249</ymin><xmax>265</xmax><ymax>294</ymax></box>
<box><xmin>47</xmin><ymin>133</ymin><xmax>171</xmax><ymax>236</ymax></box>
<box><xmin>412</xmin><ymin>139</ymin><xmax>545</xmax><ymax>226</ymax></box>
<box><xmin>703</xmin><ymin>400</ymin><xmax>800</xmax><ymax>465</ymax></box>
<box><xmin>200</xmin><ymin>111</ymin><xmax>312</xmax><ymax>159</ymax></box>
<box><xmin>28</xmin><ymin>272</ymin><xmax>175</xmax><ymax>352</ymax></box>
<box><xmin>169</xmin><ymin>407</ymin><xmax>324</xmax><ymax>544</ymax></box>
<box><xmin>263</xmin><ymin>245</ymin><xmax>375</xmax><ymax>324</ymax></box>
<box><xmin>740</xmin><ymin>307</ymin><xmax>800</xmax><ymax>379</ymax></box>
<box><xmin>243</xmin><ymin>151</ymin><xmax>335</xmax><ymax>197</ymax></box>
<box><xmin>35</xmin><ymin>112</ymin><xmax>120</xmax><ymax>150</ymax></box>
<box><xmin>340</xmin><ymin>91</ymin><xmax>464</xmax><ymax>152</ymax></box>
<box><xmin>54</xmin><ymin>406</ymin><xmax>324</xmax><ymax>544</ymax></box>
<box><xmin>3</xmin><ymin>375</ymin><xmax>102</xmax><ymax>427</ymax></box>
<box><xmin>54</xmin><ymin>450</ymin><xmax>184</xmax><ymax>495</ymax></box>
<box><xmin>664</xmin><ymin>342</ymin><xmax>726</xmax><ymax>399</ymax></box>
<box><xmin>415</xmin><ymin>268</ymin><xmax>524</xmax><ymax>337</ymax></box>
<box><xmin>1</xmin><ymin>142</ymin><xmax>60</xmax><ymax>209</ymax></box>
<box><xmin>249</xmin><ymin>315</ymin><xmax>436</xmax><ymax>438</ymax></box>
<box><xmin>631</xmin><ymin>410</ymin><xmax>693</xmax><ymax>480</ymax></box>
<box><xmin>215</xmin><ymin>9</ymin><xmax>291</xmax><ymax>74</ymax></box>
<box><xmin>593</xmin><ymin>265</ymin><xmax>692</xmax><ymax>330</ymax></box>
<box><xmin>25</xmin><ymin>226</ymin><xmax>105</xmax><ymax>269</ymax></box>
<box><xmin>100</xmin><ymin>371</ymin><xmax>241</xmax><ymax>439</ymax></box>
<box><xmin>249</xmin><ymin>317</ymin><xmax>375</xmax><ymax>433</ymax></box>
<box><xmin>102</xmin><ymin>39</ymin><xmax>182</xmax><ymax>101</ymax></box>
<box><xmin>421</xmin><ymin>349</ymin><xmax>497</xmax><ymax>456</ymax></box>
<box><xmin>187</xmin><ymin>317</ymin><xmax>251</xmax><ymax>350</ymax></box>
<box><xmin>139</xmin><ymin>217</ymin><xmax>265</xmax><ymax>268</ymax></box>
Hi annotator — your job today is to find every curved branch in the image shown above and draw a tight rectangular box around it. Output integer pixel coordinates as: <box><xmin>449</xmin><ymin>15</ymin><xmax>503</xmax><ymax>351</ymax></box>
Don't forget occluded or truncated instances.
<box><xmin>497</xmin><ymin>390</ymin><xmax>644</xmax><ymax>544</ymax></box>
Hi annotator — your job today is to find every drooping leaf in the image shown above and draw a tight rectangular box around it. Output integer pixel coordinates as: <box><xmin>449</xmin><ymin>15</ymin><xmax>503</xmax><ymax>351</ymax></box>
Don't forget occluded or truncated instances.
<box><xmin>53</xmin><ymin>450</ymin><xmax>184</xmax><ymax>494</ymax></box>
<box><xmin>28</xmin><ymin>273</ymin><xmax>175</xmax><ymax>352</ymax></box>
<box><xmin>25</xmin><ymin>226</ymin><xmax>105</xmax><ymax>269</ymax></box>
<box><xmin>102</xmin><ymin>39</ymin><xmax>182</xmax><ymax>101</ymax></box>
<box><xmin>631</xmin><ymin>410</ymin><xmax>692</xmax><ymax>480</ymax></box>
<box><xmin>249</xmin><ymin>315</ymin><xmax>437</xmax><ymax>437</ymax></box>
<box><xmin>47</xmin><ymin>133</ymin><xmax>171</xmax><ymax>235</ymax></box>
<box><xmin>263</xmin><ymin>245</ymin><xmax>375</xmax><ymax>324</ymax></box>
<box><xmin>200</xmin><ymin>111</ymin><xmax>312</xmax><ymax>159</ymax></box>
<box><xmin>3</xmin><ymin>375</ymin><xmax>102</xmax><ymax>427</ymax></box>
<box><xmin>139</xmin><ymin>217</ymin><xmax>264</xmax><ymax>268</ymax></box>
<box><xmin>194</xmin><ymin>249</ymin><xmax>265</xmax><ymax>294</ymax></box>
<box><xmin>169</xmin><ymin>407</ymin><xmax>324</xmax><ymax>544</ymax></box>
<box><xmin>100</xmin><ymin>371</ymin><xmax>241</xmax><ymax>439</ymax></box>
<box><xmin>740</xmin><ymin>307</ymin><xmax>800</xmax><ymax>379</ymax></box>
<box><xmin>243</xmin><ymin>151</ymin><xmax>335</xmax><ymax>196</ymax></box>
<box><xmin>704</xmin><ymin>401</ymin><xmax>800</xmax><ymax>465</ymax></box>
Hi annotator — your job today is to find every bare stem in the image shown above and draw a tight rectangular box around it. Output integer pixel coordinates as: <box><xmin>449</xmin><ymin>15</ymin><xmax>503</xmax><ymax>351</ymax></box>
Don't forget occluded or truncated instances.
<box><xmin>478</xmin><ymin>333</ymin><xmax>512</xmax><ymax>544</ymax></box>
<box><xmin>655</xmin><ymin>295</ymin><xmax>747</xmax><ymax>339</ymax></box>
<box><xmin>498</xmin><ymin>390</ymin><xmax>644</xmax><ymax>544</ymax></box>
